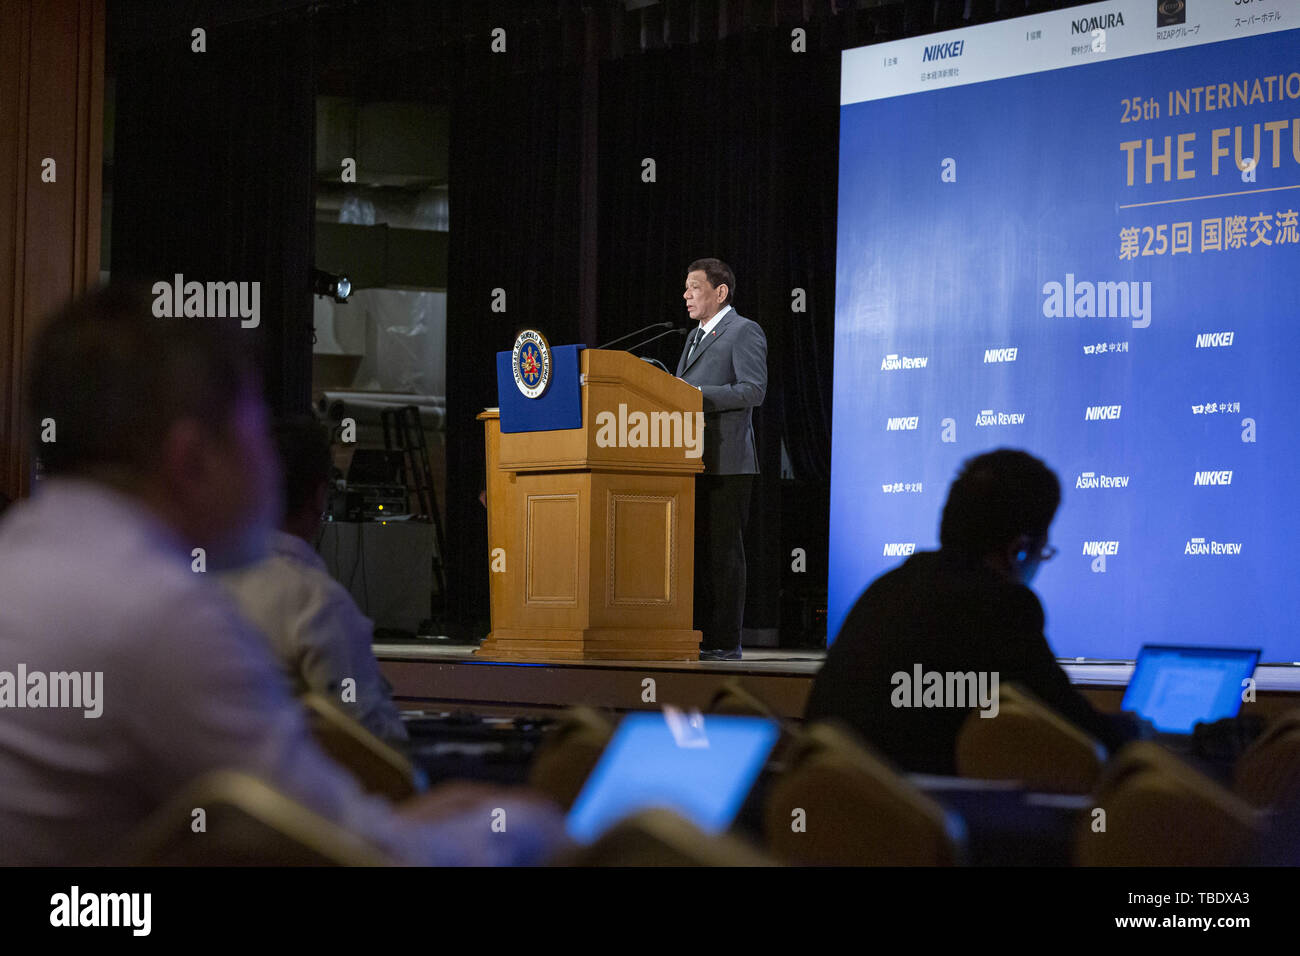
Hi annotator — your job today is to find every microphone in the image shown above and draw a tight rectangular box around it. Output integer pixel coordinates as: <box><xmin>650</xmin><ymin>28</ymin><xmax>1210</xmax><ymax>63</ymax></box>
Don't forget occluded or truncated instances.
<box><xmin>595</xmin><ymin>321</ymin><xmax>673</xmax><ymax>351</ymax></box>
<box><xmin>623</xmin><ymin>325</ymin><xmax>688</xmax><ymax>354</ymax></box>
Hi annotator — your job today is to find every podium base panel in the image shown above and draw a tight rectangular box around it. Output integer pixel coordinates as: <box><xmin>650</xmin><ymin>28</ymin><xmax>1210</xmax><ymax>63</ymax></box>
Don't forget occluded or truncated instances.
<box><xmin>476</xmin><ymin>627</ymin><xmax>702</xmax><ymax>662</ymax></box>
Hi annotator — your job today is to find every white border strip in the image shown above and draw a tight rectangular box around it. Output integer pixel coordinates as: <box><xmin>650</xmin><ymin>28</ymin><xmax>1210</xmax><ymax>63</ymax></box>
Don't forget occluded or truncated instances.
<box><xmin>842</xmin><ymin>0</ymin><xmax>1297</xmax><ymax>105</ymax></box>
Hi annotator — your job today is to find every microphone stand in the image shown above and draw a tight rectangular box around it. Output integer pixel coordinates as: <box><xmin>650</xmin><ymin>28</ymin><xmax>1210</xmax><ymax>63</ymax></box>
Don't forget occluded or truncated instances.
<box><xmin>621</xmin><ymin>325</ymin><xmax>688</xmax><ymax>354</ymax></box>
<box><xmin>595</xmin><ymin>321</ymin><xmax>672</xmax><ymax>351</ymax></box>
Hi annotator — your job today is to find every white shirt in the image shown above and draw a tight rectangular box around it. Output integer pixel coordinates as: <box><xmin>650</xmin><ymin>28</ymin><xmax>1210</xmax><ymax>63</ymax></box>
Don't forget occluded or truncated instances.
<box><xmin>0</xmin><ymin>479</ymin><xmax>563</xmax><ymax>865</ymax></box>
<box><xmin>221</xmin><ymin>530</ymin><xmax>408</xmax><ymax>746</ymax></box>
<box><xmin>691</xmin><ymin>304</ymin><xmax>732</xmax><ymax>354</ymax></box>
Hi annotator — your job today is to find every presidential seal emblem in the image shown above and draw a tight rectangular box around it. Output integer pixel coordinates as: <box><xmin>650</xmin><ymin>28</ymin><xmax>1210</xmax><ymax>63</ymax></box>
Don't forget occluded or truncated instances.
<box><xmin>511</xmin><ymin>329</ymin><xmax>552</xmax><ymax>399</ymax></box>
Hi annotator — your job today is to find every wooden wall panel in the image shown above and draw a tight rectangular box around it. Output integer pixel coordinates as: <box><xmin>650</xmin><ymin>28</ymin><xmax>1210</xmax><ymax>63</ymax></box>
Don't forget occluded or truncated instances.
<box><xmin>0</xmin><ymin>0</ymin><xmax>103</xmax><ymax>500</ymax></box>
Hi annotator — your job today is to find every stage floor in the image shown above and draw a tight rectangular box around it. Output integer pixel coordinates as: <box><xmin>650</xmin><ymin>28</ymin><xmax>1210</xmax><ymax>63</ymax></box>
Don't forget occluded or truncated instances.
<box><xmin>375</xmin><ymin>642</ymin><xmax>1300</xmax><ymax>720</ymax></box>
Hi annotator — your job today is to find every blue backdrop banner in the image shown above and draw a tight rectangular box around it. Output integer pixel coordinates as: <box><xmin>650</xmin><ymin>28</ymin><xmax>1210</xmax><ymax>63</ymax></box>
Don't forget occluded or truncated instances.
<box><xmin>831</xmin><ymin>8</ymin><xmax>1300</xmax><ymax>661</ymax></box>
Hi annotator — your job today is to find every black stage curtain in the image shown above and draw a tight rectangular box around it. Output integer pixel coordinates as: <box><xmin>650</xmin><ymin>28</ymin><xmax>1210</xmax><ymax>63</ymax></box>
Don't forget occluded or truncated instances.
<box><xmin>595</xmin><ymin>29</ymin><xmax>840</xmax><ymax>633</ymax></box>
<box><xmin>443</xmin><ymin>63</ymin><xmax>583</xmax><ymax>638</ymax></box>
<box><xmin>111</xmin><ymin>15</ymin><xmax>315</xmax><ymax>417</ymax></box>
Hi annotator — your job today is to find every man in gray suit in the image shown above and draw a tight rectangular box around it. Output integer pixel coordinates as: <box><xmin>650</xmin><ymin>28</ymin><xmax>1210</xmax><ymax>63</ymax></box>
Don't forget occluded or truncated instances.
<box><xmin>676</xmin><ymin>259</ymin><xmax>768</xmax><ymax>660</ymax></box>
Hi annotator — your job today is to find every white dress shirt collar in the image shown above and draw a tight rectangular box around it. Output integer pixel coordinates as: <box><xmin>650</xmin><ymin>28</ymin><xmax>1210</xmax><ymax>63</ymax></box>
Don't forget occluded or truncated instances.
<box><xmin>697</xmin><ymin>303</ymin><xmax>731</xmax><ymax>338</ymax></box>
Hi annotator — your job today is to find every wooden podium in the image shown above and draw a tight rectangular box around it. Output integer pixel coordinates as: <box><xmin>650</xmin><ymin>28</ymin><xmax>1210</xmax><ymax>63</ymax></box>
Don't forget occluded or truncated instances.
<box><xmin>477</xmin><ymin>349</ymin><xmax>704</xmax><ymax>661</ymax></box>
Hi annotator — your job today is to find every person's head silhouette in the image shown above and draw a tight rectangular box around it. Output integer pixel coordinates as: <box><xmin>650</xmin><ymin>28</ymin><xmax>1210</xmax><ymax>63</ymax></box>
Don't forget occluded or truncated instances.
<box><xmin>939</xmin><ymin>448</ymin><xmax>1061</xmax><ymax>585</ymax></box>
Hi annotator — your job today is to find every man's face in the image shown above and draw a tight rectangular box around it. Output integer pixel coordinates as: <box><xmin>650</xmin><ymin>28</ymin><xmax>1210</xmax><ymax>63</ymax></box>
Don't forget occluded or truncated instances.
<box><xmin>188</xmin><ymin>387</ymin><xmax>282</xmax><ymax>570</ymax></box>
<box><xmin>684</xmin><ymin>270</ymin><xmax>727</xmax><ymax>324</ymax></box>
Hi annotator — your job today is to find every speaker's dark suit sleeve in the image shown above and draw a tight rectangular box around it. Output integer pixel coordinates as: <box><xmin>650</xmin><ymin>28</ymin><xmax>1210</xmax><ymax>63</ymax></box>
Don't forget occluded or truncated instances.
<box><xmin>1000</xmin><ymin>589</ymin><xmax>1134</xmax><ymax>753</ymax></box>
<box><xmin>699</xmin><ymin>319</ymin><xmax>767</xmax><ymax>413</ymax></box>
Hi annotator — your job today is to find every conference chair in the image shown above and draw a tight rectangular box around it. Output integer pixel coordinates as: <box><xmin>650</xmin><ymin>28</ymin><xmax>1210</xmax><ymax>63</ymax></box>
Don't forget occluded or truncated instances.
<box><xmin>762</xmin><ymin>720</ymin><xmax>967</xmax><ymax>866</ymax></box>
<box><xmin>1233</xmin><ymin>709</ymin><xmax>1300</xmax><ymax>809</ymax></box>
<box><xmin>561</xmin><ymin>808</ymin><xmax>776</xmax><ymax>866</ymax></box>
<box><xmin>954</xmin><ymin>682</ymin><xmax>1106</xmax><ymax>793</ymax></box>
<box><xmin>705</xmin><ymin>677</ymin><xmax>778</xmax><ymax>718</ymax></box>
<box><xmin>301</xmin><ymin>692</ymin><xmax>420</xmax><ymax>801</ymax></box>
<box><xmin>1075</xmin><ymin>742</ymin><xmax>1261</xmax><ymax>866</ymax></box>
<box><xmin>121</xmin><ymin>770</ymin><xmax>393</xmax><ymax>866</ymax></box>
<box><xmin>526</xmin><ymin>706</ymin><xmax>616</xmax><ymax>811</ymax></box>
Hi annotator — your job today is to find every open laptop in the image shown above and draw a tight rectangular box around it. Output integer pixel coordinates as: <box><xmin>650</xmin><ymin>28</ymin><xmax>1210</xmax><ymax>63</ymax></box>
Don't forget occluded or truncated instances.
<box><xmin>565</xmin><ymin>710</ymin><xmax>780</xmax><ymax>844</ymax></box>
<box><xmin>1121</xmin><ymin>644</ymin><xmax>1261</xmax><ymax>735</ymax></box>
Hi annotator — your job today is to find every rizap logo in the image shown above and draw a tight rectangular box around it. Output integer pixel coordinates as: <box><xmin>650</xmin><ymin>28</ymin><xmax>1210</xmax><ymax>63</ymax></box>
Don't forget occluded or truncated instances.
<box><xmin>1193</xmin><ymin>470</ymin><xmax>1233</xmax><ymax>485</ymax></box>
<box><xmin>886</xmin><ymin>416</ymin><xmax>919</xmax><ymax>431</ymax></box>
<box><xmin>1042</xmin><ymin>274</ymin><xmax>1151</xmax><ymax>328</ymax></box>
<box><xmin>1085</xmin><ymin>404</ymin><xmax>1122</xmax><ymax>421</ymax></box>
<box><xmin>1082</xmin><ymin>540</ymin><xmax>1120</xmax><ymax>556</ymax></box>
<box><xmin>890</xmin><ymin>664</ymin><xmax>999</xmax><ymax>718</ymax></box>
<box><xmin>983</xmin><ymin>347</ymin><xmax>1018</xmax><ymax>363</ymax></box>
<box><xmin>882</xmin><ymin>542</ymin><xmax>916</xmax><ymax>557</ymax></box>
<box><xmin>593</xmin><ymin>403</ymin><xmax>703</xmax><ymax>458</ymax></box>
<box><xmin>1185</xmin><ymin>536</ymin><xmax>1244</xmax><ymax>555</ymax></box>
<box><xmin>881</xmin><ymin>353</ymin><xmax>929</xmax><ymax>371</ymax></box>
<box><xmin>1075</xmin><ymin>471</ymin><xmax>1130</xmax><ymax>489</ymax></box>
<box><xmin>921</xmin><ymin>40</ymin><xmax>964</xmax><ymax>62</ymax></box>
<box><xmin>151</xmin><ymin>273</ymin><xmax>260</xmax><ymax>328</ymax></box>
<box><xmin>975</xmin><ymin>408</ymin><xmax>1025</xmax><ymax>426</ymax></box>
<box><xmin>1195</xmin><ymin>331</ymin><xmax>1235</xmax><ymax>348</ymax></box>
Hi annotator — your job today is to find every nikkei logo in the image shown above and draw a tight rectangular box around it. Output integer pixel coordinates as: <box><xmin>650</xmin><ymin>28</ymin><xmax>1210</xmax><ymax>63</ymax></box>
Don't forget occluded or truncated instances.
<box><xmin>1184</xmin><ymin>536</ymin><xmax>1243</xmax><ymax>556</ymax></box>
<box><xmin>1085</xmin><ymin>404</ymin><xmax>1122</xmax><ymax>421</ymax></box>
<box><xmin>1195</xmin><ymin>331</ymin><xmax>1235</xmax><ymax>348</ymax></box>
<box><xmin>921</xmin><ymin>40</ymin><xmax>964</xmax><ymax>62</ymax></box>
<box><xmin>883</xmin><ymin>542</ymin><xmax>916</xmax><ymax>557</ymax></box>
<box><xmin>983</xmin><ymin>347</ymin><xmax>1018</xmax><ymax>364</ymax></box>
<box><xmin>1075</xmin><ymin>471</ymin><xmax>1130</xmax><ymax>489</ymax></box>
<box><xmin>1193</xmin><ymin>470</ymin><xmax>1233</xmax><ymax>485</ymax></box>
<box><xmin>1082</xmin><ymin>540</ymin><xmax>1120</xmax><ymax>556</ymax></box>
<box><xmin>886</xmin><ymin>416</ymin><xmax>919</xmax><ymax>431</ymax></box>
<box><xmin>881</xmin><ymin>353</ymin><xmax>929</xmax><ymax>371</ymax></box>
<box><xmin>975</xmin><ymin>408</ymin><xmax>1025</xmax><ymax>426</ymax></box>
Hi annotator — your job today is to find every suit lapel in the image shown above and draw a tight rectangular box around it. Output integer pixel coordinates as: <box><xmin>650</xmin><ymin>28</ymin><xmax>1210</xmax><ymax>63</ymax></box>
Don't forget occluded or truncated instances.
<box><xmin>675</xmin><ymin>328</ymin><xmax>698</xmax><ymax>377</ymax></box>
<box><xmin>681</xmin><ymin>311</ymin><xmax>733</xmax><ymax>374</ymax></box>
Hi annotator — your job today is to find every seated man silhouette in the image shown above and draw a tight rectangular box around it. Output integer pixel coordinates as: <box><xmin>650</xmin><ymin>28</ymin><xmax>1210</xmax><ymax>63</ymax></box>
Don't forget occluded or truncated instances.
<box><xmin>806</xmin><ymin>448</ymin><xmax>1138</xmax><ymax>774</ymax></box>
<box><xmin>0</xmin><ymin>284</ymin><xmax>562</xmax><ymax>865</ymax></box>
<box><xmin>222</xmin><ymin>417</ymin><xmax>407</xmax><ymax>747</ymax></box>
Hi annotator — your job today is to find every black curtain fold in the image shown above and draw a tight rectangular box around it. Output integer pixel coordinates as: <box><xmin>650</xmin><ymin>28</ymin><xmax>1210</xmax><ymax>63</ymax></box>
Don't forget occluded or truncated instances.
<box><xmin>595</xmin><ymin>31</ymin><xmax>839</xmax><ymax>633</ymax></box>
<box><xmin>110</xmin><ymin>16</ymin><xmax>315</xmax><ymax>416</ymax></box>
<box><xmin>443</xmin><ymin>66</ymin><xmax>583</xmax><ymax>638</ymax></box>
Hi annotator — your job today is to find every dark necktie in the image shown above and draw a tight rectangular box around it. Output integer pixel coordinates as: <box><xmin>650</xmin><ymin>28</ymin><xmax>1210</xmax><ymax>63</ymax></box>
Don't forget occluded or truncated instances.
<box><xmin>687</xmin><ymin>327</ymin><xmax>703</xmax><ymax>361</ymax></box>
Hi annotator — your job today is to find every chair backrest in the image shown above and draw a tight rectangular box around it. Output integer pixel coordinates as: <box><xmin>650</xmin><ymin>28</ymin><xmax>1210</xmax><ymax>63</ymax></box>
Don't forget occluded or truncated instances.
<box><xmin>301</xmin><ymin>692</ymin><xmax>418</xmax><ymax>801</ymax></box>
<box><xmin>122</xmin><ymin>770</ymin><xmax>393</xmax><ymax>866</ymax></box>
<box><xmin>564</xmin><ymin>808</ymin><xmax>776</xmax><ymax>866</ymax></box>
<box><xmin>1233</xmin><ymin>709</ymin><xmax>1300</xmax><ymax>809</ymax></box>
<box><xmin>955</xmin><ymin>682</ymin><xmax>1106</xmax><ymax>793</ymax></box>
<box><xmin>1076</xmin><ymin>742</ymin><xmax>1260</xmax><ymax>866</ymax></box>
<box><xmin>526</xmin><ymin>706</ymin><xmax>615</xmax><ymax>811</ymax></box>
<box><xmin>763</xmin><ymin>721</ymin><xmax>966</xmax><ymax>866</ymax></box>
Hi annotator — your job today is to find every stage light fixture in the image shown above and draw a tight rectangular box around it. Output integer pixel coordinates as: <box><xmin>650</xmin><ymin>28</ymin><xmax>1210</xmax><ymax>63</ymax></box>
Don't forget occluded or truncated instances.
<box><xmin>313</xmin><ymin>268</ymin><xmax>352</xmax><ymax>303</ymax></box>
